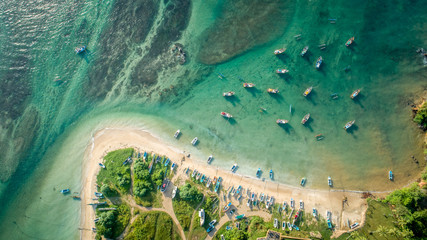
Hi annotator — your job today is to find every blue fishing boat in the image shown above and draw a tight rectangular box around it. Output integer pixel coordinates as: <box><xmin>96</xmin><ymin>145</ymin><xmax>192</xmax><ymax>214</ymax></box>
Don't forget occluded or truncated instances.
<box><xmin>292</xmin><ymin>224</ymin><xmax>300</xmax><ymax>231</ymax></box>
<box><xmin>192</xmin><ymin>169</ymin><xmax>198</xmax><ymax>178</ymax></box>
<box><xmin>143</xmin><ymin>152</ymin><xmax>147</xmax><ymax>160</ymax></box>
<box><xmin>389</xmin><ymin>170</ymin><xmax>393</xmax><ymax>180</ymax></box>
<box><xmin>164</xmin><ymin>158</ymin><xmax>170</xmax><ymax>166</ymax></box>
<box><xmin>328</xmin><ymin>176</ymin><xmax>333</xmax><ymax>187</ymax></box>
<box><xmin>218</xmin><ymin>72</ymin><xmax>225</xmax><ymax>79</ymax></box>
<box><xmin>287</xmin><ymin>222</ymin><xmax>292</xmax><ymax>231</ymax></box>
<box><xmin>236</xmin><ymin>185</ymin><xmax>242</xmax><ymax>194</ymax></box>
<box><xmin>185</xmin><ymin>167</ymin><xmax>190</xmax><ymax>174</ymax></box>
<box><xmin>223</xmin><ymin>202</ymin><xmax>232</xmax><ymax>212</ymax></box>
<box><xmin>171</xmin><ymin>162</ymin><xmax>176</xmax><ymax>171</ymax></box>
<box><xmin>300</xmin><ymin>177</ymin><xmax>306</xmax><ymax>186</ymax></box>
<box><xmin>269</xmin><ymin>170</ymin><xmax>273</xmax><ymax>180</ymax></box>
<box><xmin>260</xmin><ymin>193</ymin><xmax>265</xmax><ymax>202</ymax></box>
<box><xmin>98</xmin><ymin>163</ymin><xmax>106</xmax><ymax>168</ymax></box>
<box><xmin>75</xmin><ymin>46</ymin><xmax>86</xmax><ymax>54</ymax></box>
<box><xmin>161</xmin><ymin>156</ymin><xmax>166</xmax><ymax>164</ymax></box>
<box><xmin>251</xmin><ymin>193</ymin><xmax>255</xmax><ymax>201</ymax></box>
<box><xmin>231</xmin><ymin>164</ymin><xmax>238</xmax><ymax>173</ymax></box>
<box><xmin>200</xmin><ymin>174</ymin><xmax>205</xmax><ymax>183</ymax></box>
<box><xmin>214</xmin><ymin>179</ymin><xmax>221</xmax><ymax>193</ymax></box>
<box><xmin>60</xmin><ymin>189</ymin><xmax>70</xmax><ymax>194</ymax></box>
<box><xmin>256</xmin><ymin>168</ymin><xmax>262</xmax><ymax>178</ymax></box>
<box><xmin>327</xmin><ymin>219</ymin><xmax>332</xmax><ymax>229</ymax></box>
<box><xmin>94</xmin><ymin>192</ymin><xmax>103</xmax><ymax>197</ymax></box>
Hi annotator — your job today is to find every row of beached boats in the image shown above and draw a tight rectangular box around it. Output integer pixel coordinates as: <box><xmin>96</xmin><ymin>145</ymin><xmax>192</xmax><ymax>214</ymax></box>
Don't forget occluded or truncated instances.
<box><xmin>187</xmin><ymin>167</ymin><xmax>223</xmax><ymax>193</ymax></box>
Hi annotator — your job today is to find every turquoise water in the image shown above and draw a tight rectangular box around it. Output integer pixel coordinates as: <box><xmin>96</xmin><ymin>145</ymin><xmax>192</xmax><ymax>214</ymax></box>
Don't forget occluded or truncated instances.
<box><xmin>0</xmin><ymin>0</ymin><xmax>426</xmax><ymax>238</ymax></box>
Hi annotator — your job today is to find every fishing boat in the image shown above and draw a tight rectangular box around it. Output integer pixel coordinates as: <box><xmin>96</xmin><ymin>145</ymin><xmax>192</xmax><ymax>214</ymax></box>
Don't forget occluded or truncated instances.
<box><xmin>288</xmin><ymin>222</ymin><xmax>292</xmax><ymax>231</ymax></box>
<box><xmin>301</xmin><ymin>113</ymin><xmax>310</xmax><ymax>124</ymax></box>
<box><xmin>327</xmin><ymin>210</ymin><xmax>332</xmax><ymax>220</ymax></box>
<box><xmin>300</xmin><ymin>177</ymin><xmax>306</xmax><ymax>186</ymax></box>
<box><xmin>143</xmin><ymin>152</ymin><xmax>147</xmax><ymax>160</ymax></box>
<box><xmin>350</xmin><ymin>222</ymin><xmax>360</xmax><ymax>229</ymax></box>
<box><xmin>185</xmin><ymin>167</ymin><xmax>190</xmax><ymax>174</ymax></box>
<box><xmin>72</xmin><ymin>195</ymin><xmax>81</xmax><ymax>200</ymax></box>
<box><xmin>289</xmin><ymin>104</ymin><xmax>292</xmax><ymax>113</ymax></box>
<box><xmin>75</xmin><ymin>46</ymin><xmax>86</xmax><ymax>54</ymax></box>
<box><xmin>160</xmin><ymin>179</ymin><xmax>169</xmax><ymax>192</ymax></box>
<box><xmin>344</xmin><ymin>120</ymin><xmax>355</xmax><ymax>130</ymax></box>
<box><xmin>164</xmin><ymin>158</ymin><xmax>170</xmax><ymax>166</ymax></box>
<box><xmin>251</xmin><ymin>193</ymin><xmax>255</xmax><ymax>201</ymax></box>
<box><xmin>303</xmin><ymin>86</ymin><xmax>313</xmax><ymax>97</ymax></box>
<box><xmin>223</xmin><ymin>202</ymin><xmax>232</xmax><ymax>212</ymax></box>
<box><xmin>293</xmin><ymin>224</ymin><xmax>300</xmax><ymax>231</ymax></box>
<box><xmin>328</xmin><ymin>176</ymin><xmax>333</xmax><ymax>187</ymax></box>
<box><xmin>223</xmin><ymin>91</ymin><xmax>235</xmax><ymax>97</ymax></box>
<box><xmin>274</xmin><ymin>48</ymin><xmax>286</xmax><ymax>55</ymax></box>
<box><xmin>290</xmin><ymin>198</ymin><xmax>295</xmax><ymax>208</ymax></box>
<box><xmin>260</xmin><ymin>193</ymin><xmax>265</xmax><ymax>202</ymax></box>
<box><xmin>171</xmin><ymin>162</ymin><xmax>176</xmax><ymax>171</ymax></box>
<box><xmin>212</xmin><ymin>176</ymin><xmax>217</xmax><ymax>185</ymax></box>
<box><xmin>247</xmin><ymin>198</ymin><xmax>251</xmax><ymax>207</ymax></box>
<box><xmin>327</xmin><ymin>219</ymin><xmax>332</xmax><ymax>229</ymax></box>
<box><xmin>269</xmin><ymin>170</ymin><xmax>274</xmax><ymax>179</ymax></box>
<box><xmin>123</xmin><ymin>157</ymin><xmax>131</xmax><ymax>165</ymax></box>
<box><xmin>199</xmin><ymin>209</ymin><xmax>205</xmax><ymax>226</ymax></box>
<box><xmin>274</xmin><ymin>219</ymin><xmax>278</xmax><ymax>228</ymax></box>
<box><xmin>98</xmin><ymin>163</ymin><xmax>106</xmax><ymax>168</ymax></box>
<box><xmin>192</xmin><ymin>169</ymin><xmax>198</xmax><ymax>178</ymax></box>
<box><xmin>282</xmin><ymin>201</ymin><xmax>287</xmax><ymax>211</ymax></box>
<box><xmin>294</xmin><ymin>209</ymin><xmax>300</xmax><ymax>220</ymax></box>
<box><xmin>282</xmin><ymin>221</ymin><xmax>286</xmax><ymax>230</ymax></box>
<box><xmin>206</xmin><ymin>177</ymin><xmax>211</xmax><ymax>188</ymax></box>
<box><xmin>312</xmin><ymin>208</ymin><xmax>318</xmax><ymax>218</ymax></box>
<box><xmin>214</xmin><ymin>181</ymin><xmax>220</xmax><ymax>193</ymax></box>
<box><xmin>231</xmin><ymin>164</ymin><xmax>238</xmax><ymax>172</ymax></box>
<box><xmin>350</xmin><ymin>89</ymin><xmax>360</xmax><ymax>99</ymax></box>
<box><xmin>94</xmin><ymin>192</ymin><xmax>103</xmax><ymax>197</ymax></box>
<box><xmin>60</xmin><ymin>189</ymin><xmax>70</xmax><ymax>194</ymax></box>
<box><xmin>207</xmin><ymin>155</ymin><xmax>213</xmax><ymax>164</ymax></box>
<box><xmin>218</xmin><ymin>72</ymin><xmax>226</xmax><ymax>79</ymax></box>
<box><xmin>299</xmin><ymin>200</ymin><xmax>304</xmax><ymax>209</ymax></box>
<box><xmin>196</xmin><ymin>172</ymin><xmax>201</xmax><ymax>180</ymax></box>
<box><xmin>200</xmin><ymin>174</ymin><xmax>206</xmax><ymax>183</ymax></box>
<box><xmin>237</xmin><ymin>195</ymin><xmax>242</xmax><ymax>201</ymax></box>
<box><xmin>236</xmin><ymin>185</ymin><xmax>242</xmax><ymax>195</ymax></box>
<box><xmin>209</xmin><ymin>219</ymin><xmax>217</xmax><ymax>226</ymax></box>
<box><xmin>316</xmin><ymin>56</ymin><xmax>323</xmax><ymax>69</ymax></box>
<box><xmin>389</xmin><ymin>170</ymin><xmax>393</xmax><ymax>180</ymax></box>
<box><xmin>221</xmin><ymin>112</ymin><xmax>232</xmax><ymax>119</ymax></box>
<box><xmin>276</xmin><ymin>69</ymin><xmax>289</xmax><ymax>74</ymax></box>
<box><xmin>235</xmin><ymin>214</ymin><xmax>245</xmax><ymax>220</ymax></box>
<box><xmin>191</xmin><ymin>137</ymin><xmax>198</xmax><ymax>145</ymax></box>
<box><xmin>243</xmin><ymin>83</ymin><xmax>255</xmax><ymax>88</ymax></box>
<box><xmin>315</xmin><ymin>134</ymin><xmax>324</xmax><ymax>141</ymax></box>
<box><xmin>256</xmin><ymin>168</ymin><xmax>262</xmax><ymax>178</ymax></box>
<box><xmin>300</xmin><ymin>46</ymin><xmax>309</xmax><ymax>56</ymax></box>
<box><xmin>267</xmin><ymin>88</ymin><xmax>279</xmax><ymax>94</ymax></box>
<box><xmin>345</xmin><ymin>37</ymin><xmax>355</xmax><ymax>47</ymax></box>
<box><xmin>174</xmin><ymin>129</ymin><xmax>181</xmax><ymax>138</ymax></box>
<box><xmin>172</xmin><ymin>187</ymin><xmax>178</xmax><ymax>199</ymax></box>
<box><xmin>276</xmin><ymin>119</ymin><xmax>289</xmax><ymax>125</ymax></box>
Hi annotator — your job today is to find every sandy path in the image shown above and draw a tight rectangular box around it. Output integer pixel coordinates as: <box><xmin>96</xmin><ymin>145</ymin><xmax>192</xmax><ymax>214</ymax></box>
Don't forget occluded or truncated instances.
<box><xmin>80</xmin><ymin>126</ymin><xmax>373</xmax><ymax>239</ymax></box>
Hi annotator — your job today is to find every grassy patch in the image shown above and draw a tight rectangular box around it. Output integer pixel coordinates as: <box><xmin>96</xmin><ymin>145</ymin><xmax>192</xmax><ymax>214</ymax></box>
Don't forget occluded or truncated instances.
<box><xmin>95</xmin><ymin>203</ymin><xmax>131</xmax><ymax>239</ymax></box>
<box><xmin>173</xmin><ymin>199</ymin><xmax>195</xmax><ymax>231</ymax></box>
<box><xmin>97</xmin><ymin>148</ymin><xmax>133</xmax><ymax>195</ymax></box>
<box><xmin>125</xmin><ymin>211</ymin><xmax>180</xmax><ymax>240</ymax></box>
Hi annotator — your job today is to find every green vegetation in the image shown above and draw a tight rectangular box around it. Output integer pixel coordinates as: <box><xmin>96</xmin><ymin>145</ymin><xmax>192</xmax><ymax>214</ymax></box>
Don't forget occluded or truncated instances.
<box><xmin>188</xmin><ymin>194</ymin><xmax>219</xmax><ymax>239</ymax></box>
<box><xmin>414</xmin><ymin>102</ymin><xmax>427</xmax><ymax>129</ymax></box>
<box><xmin>95</xmin><ymin>204</ymin><xmax>131</xmax><ymax>239</ymax></box>
<box><xmin>173</xmin><ymin>182</ymin><xmax>204</xmax><ymax>231</ymax></box>
<box><xmin>97</xmin><ymin>148</ymin><xmax>133</xmax><ymax>195</ymax></box>
<box><xmin>125</xmin><ymin>211</ymin><xmax>180</xmax><ymax>240</ymax></box>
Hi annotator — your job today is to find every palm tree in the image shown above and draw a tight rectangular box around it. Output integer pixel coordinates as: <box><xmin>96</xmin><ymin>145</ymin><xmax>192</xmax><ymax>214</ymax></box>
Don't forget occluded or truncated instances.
<box><xmin>376</xmin><ymin>225</ymin><xmax>389</xmax><ymax>239</ymax></box>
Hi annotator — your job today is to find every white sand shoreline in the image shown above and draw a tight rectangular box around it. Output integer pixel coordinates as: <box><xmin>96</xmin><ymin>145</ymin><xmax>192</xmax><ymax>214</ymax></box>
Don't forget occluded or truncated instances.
<box><xmin>80</xmin><ymin>126</ymin><xmax>376</xmax><ymax>239</ymax></box>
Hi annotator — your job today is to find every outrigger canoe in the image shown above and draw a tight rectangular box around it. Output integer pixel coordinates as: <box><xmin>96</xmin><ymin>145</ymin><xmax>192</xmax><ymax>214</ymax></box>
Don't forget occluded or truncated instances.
<box><xmin>345</xmin><ymin>37</ymin><xmax>355</xmax><ymax>47</ymax></box>
<box><xmin>274</xmin><ymin>48</ymin><xmax>286</xmax><ymax>55</ymax></box>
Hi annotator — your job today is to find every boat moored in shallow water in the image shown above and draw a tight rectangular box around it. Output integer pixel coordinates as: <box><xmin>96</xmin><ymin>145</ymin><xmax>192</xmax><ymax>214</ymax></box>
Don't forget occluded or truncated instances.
<box><xmin>345</xmin><ymin>37</ymin><xmax>355</xmax><ymax>47</ymax></box>
<box><xmin>316</xmin><ymin>56</ymin><xmax>323</xmax><ymax>69</ymax></box>
<box><xmin>276</xmin><ymin>69</ymin><xmax>289</xmax><ymax>74</ymax></box>
<box><xmin>191</xmin><ymin>137</ymin><xmax>198</xmax><ymax>145</ymax></box>
<box><xmin>231</xmin><ymin>164</ymin><xmax>238</xmax><ymax>172</ymax></box>
<box><xmin>344</xmin><ymin>120</ymin><xmax>355</xmax><ymax>130</ymax></box>
<box><xmin>174</xmin><ymin>129</ymin><xmax>180</xmax><ymax>138</ymax></box>
<box><xmin>350</xmin><ymin>89</ymin><xmax>360</xmax><ymax>99</ymax></box>
<box><xmin>389</xmin><ymin>170</ymin><xmax>393</xmax><ymax>180</ymax></box>
<box><xmin>300</xmin><ymin>177</ymin><xmax>306</xmax><ymax>186</ymax></box>
<box><xmin>269</xmin><ymin>170</ymin><xmax>274</xmax><ymax>180</ymax></box>
<box><xmin>207</xmin><ymin>155</ymin><xmax>213</xmax><ymax>164</ymax></box>
<box><xmin>221</xmin><ymin>112</ymin><xmax>232</xmax><ymax>119</ymax></box>
<box><xmin>276</xmin><ymin>119</ymin><xmax>289</xmax><ymax>125</ymax></box>
<box><xmin>274</xmin><ymin>48</ymin><xmax>286</xmax><ymax>55</ymax></box>
<box><xmin>267</xmin><ymin>88</ymin><xmax>279</xmax><ymax>94</ymax></box>
<box><xmin>300</xmin><ymin>46</ymin><xmax>309</xmax><ymax>56</ymax></box>
<box><xmin>243</xmin><ymin>83</ymin><xmax>255</xmax><ymax>88</ymax></box>
<box><xmin>75</xmin><ymin>46</ymin><xmax>86</xmax><ymax>54</ymax></box>
<box><xmin>223</xmin><ymin>91</ymin><xmax>235</xmax><ymax>97</ymax></box>
<box><xmin>60</xmin><ymin>189</ymin><xmax>70</xmax><ymax>194</ymax></box>
<box><xmin>303</xmin><ymin>86</ymin><xmax>313</xmax><ymax>97</ymax></box>
<box><xmin>328</xmin><ymin>176</ymin><xmax>333</xmax><ymax>187</ymax></box>
<box><xmin>301</xmin><ymin>113</ymin><xmax>310</xmax><ymax>124</ymax></box>
<box><xmin>256</xmin><ymin>168</ymin><xmax>262</xmax><ymax>178</ymax></box>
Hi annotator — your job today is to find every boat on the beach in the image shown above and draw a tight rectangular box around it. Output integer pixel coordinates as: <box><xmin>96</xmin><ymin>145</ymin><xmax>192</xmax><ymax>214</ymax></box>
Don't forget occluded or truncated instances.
<box><xmin>209</xmin><ymin>220</ymin><xmax>217</xmax><ymax>226</ymax></box>
<box><xmin>171</xmin><ymin>162</ymin><xmax>176</xmax><ymax>171</ymax></box>
<box><xmin>235</xmin><ymin>214</ymin><xmax>245</xmax><ymax>220</ymax></box>
<box><xmin>327</xmin><ymin>219</ymin><xmax>333</xmax><ymax>229</ymax></box>
<box><xmin>200</xmin><ymin>174</ymin><xmax>206</xmax><ymax>183</ymax></box>
<box><xmin>75</xmin><ymin>45</ymin><xmax>86</xmax><ymax>54</ymax></box>
<box><xmin>344</xmin><ymin>120</ymin><xmax>355</xmax><ymax>130</ymax></box>
<box><xmin>221</xmin><ymin>112</ymin><xmax>232</xmax><ymax>119</ymax></box>
<box><xmin>269</xmin><ymin>170</ymin><xmax>274</xmax><ymax>180</ymax></box>
<box><xmin>247</xmin><ymin>198</ymin><xmax>251</xmax><ymax>207</ymax></box>
<box><xmin>199</xmin><ymin>209</ymin><xmax>205</xmax><ymax>226</ymax></box>
<box><xmin>207</xmin><ymin>155</ymin><xmax>213</xmax><ymax>164</ymax></box>
<box><xmin>287</xmin><ymin>222</ymin><xmax>292</xmax><ymax>231</ymax></box>
<box><xmin>94</xmin><ymin>192</ymin><xmax>103</xmax><ymax>197</ymax></box>
<box><xmin>192</xmin><ymin>169</ymin><xmax>198</xmax><ymax>178</ymax></box>
<box><xmin>293</xmin><ymin>224</ymin><xmax>300</xmax><ymax>231</ymax></box>
<box><xmin>276</xmin><ymin>119</ymin><xmax>289</xmax><ymax>125</ymax></box>
<box><xmin>98</xmin><ymin>163</ymin><xmax>106</xmax><ymax>169</ymax></box>
<box><xmin>243</xmin><ymin>83</ymin><xmax>255</xmax><ymax>88</ymax></box>
<box><xmin>160</xmin><ymin>179</ymin><xmax>169</xmax><ymax>192</ymax></box>
<box><xmin>236</xmin><ymin>185</ymin><xmax>242</xmax><ymax>195</ymax></box>
<box><xmin>185</xmin><ymin>167</ymin><xmax>190</xmax><ymax>174</ymax></box>
<box><xmin>212</xmin><ymin>176</ymin><xmax>217</xmax><ymax>185</ymax></box>
<box><xmin>274</xmin><ymin>48</ymin><xmax>286</xmax><ymax>55</ymax></box>
<box><xmin>300</xmin><ymin>177</ymin><xmax>306</xmax><ymax>186</ymax></box>
<box><xmin>299</xmin><ymin>200</ymin><xmax>304</xmax><ymax>209</ymax></box>
<box><xmin>164</xmin><ymin>158</ymin><xmax>170</xmax><ymax>166</ymax></box>
<box><xmin>196</xmin><ymin>172</ymin><xmax>201</xmax><ymax>180</ymax></box>
<box><xmin>312</xmin><ymin>208</ymin><xmax>317</xmax><ymax>218</ymax></box>
<box><xmin>345</xmin><ymin>37</ymin><xmax>355</xmax><ymax>47</ymax></box>
<box><xmin>260</xmin><ymin>193</ymin><xmax>265</xmax><ymax>202</ymax></box>
<box><xmin>282</xmin><ymin>221</ymin><xmax>286</xmax><ymax>230</ymax></box>
<box><xmin>274</xmin><ymin>219</ymin><xmax>278</xmax><ymax>228</ymax></box>
<box><xmin>256</xmin><ymin>168</ymin><xmax>262</xmax><ymax>178</ymax></box>
<box><xmin>389</xmin><ymin>170</ymin><xmax>393</xmax><ymax>180</ymax></box>
<box><xmin>350</xmin><ymin>89</ymin><xmax>360</xmax><ymax>99</ymax></box>
<box><xmin>303</xmin><ymin>86</ymin><xmax>313</xmax><ymax>97</ymax></box>
<box><xmin>282</xmin><ymin>201</ymin><xmax>287</xmax><ymax>211</ymax></box>
<box><xmin>60</xmin><ymin>189</ymin><xmax>70</xmax><ymax>194</ymax></box>
<box><xmin>174</xmin><ymin>129</ymin><xmax>181</xmax><ymax>138</ymax></box>
<box><xmin>251</xmin><ymin>193</ymin><xmax>255</xmax><ymax>201</ymax></box>
<box><xmin>172</xmin><ymin>187</ymin><xmax>178</xmax><ymax>199</ymax></box>
<box><xmin>206</xmin><ymin>177</ymin><xmax>211</xmax><ymax>188</ymax></box>
<box><xmin>191</xmin><ymin>137</ymin><xmax>198</xmax><ymax>145</ymax></box>
<box><xmin>143</xmin><ymin>152</ymin><xmax>147</xmax><ymax>160</ymax></box>
<box><xmin>300</xmin><ymin>46</ymin><xmax>309</xmax><ymax>56</ymax></box>
<box><xmin>223</xmin><ymin>202</ymin><xmax>232</xmax><ymax>212</ymax></box>
<box><xmin>301</xmin><ymin>113</ymin><xmax>310</xmax><ymax>124</ymax></box>
<box><xmin>231</xmin><ymin>164</ymin><xmax>238</xmax><ymax>173</ymax></box>
<box><xmin>214</xmin><ymin>177</ymin><xmax>222</xmax><ymax>193</ymax></box>
<box><xmin>316</xmin><ymin>56</ymin><xmax>323</xmax><ymax>69</ymax></box>
<box><xmin>290</xmin><ymin>198</ymin><xmax>295</xmax><ymax>208</ymax></box>
<box><xmin>276</xmin><ymin>69</ymin><xmax>289</xmax><ymax>74</ymax></box>
<box><xmin>267</xmin><ymin>88</ymin><xmax>279</xmax><ymax>94</ymax></box>
<box><xmin>223</xmin><ymin>91</ymin><xmax>235</xmax><ymax>97</ymax></box>
<box><xmin>350</xmin><ymin>222</ymin><xmax>360</xmax><ymax>229</ymax></box>
<box><xmin>328</xmin><ymin>176</ymin><xmax>333</xmax><ymax>187</ymax></box>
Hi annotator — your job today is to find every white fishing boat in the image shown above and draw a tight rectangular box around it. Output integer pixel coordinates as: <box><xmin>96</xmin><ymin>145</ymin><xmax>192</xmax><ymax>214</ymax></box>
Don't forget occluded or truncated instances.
<box><xmin>328</xmin><ymin>176</ymin><xmax>333</xmax><ymax>187</ymax></box>
<box><xmin>316</xmin><ymin>56</ymin><xmax>323</xmax><ymax>69</ymax></box>
<box><xmin>191</xmin><ymin>137</ymin><xmax>198</xmax><ymax>145</ymax></box>
<box><xmin>207</xmin><ymin>155</ymin><xmax>213</xmax><ymax>164</ymax></box>
<box><xmin>274</xmin><ymin>218</ymin><xmax>278</xmax><ymax>228</ymax></box>
<box><xmin>174</xmin><ymin>129</ymin><xmax>181</xmax><ymax>138</ymax></box>
<box><xmin>199</xmin><ymin>209</ymin><xmax>205</xmax><ymax>226</ymax></box>
<box><xmin>300</xmin><ymin>46</ymin><xmax>309</xmax><ymax>56</ymax></box>
<box><xmin>344</xmin><ymin>120</ymin><xmax>355</xmax><ymax>130</ymax></box>
<box><xmin>172</xmin><ymin>187</ymin><xmax>178</xmax><ymax>199</ymax></box>
<box><xmin>231</xmin><ymin>164</ymin><xmax>238</xmax><ymax>172</ymax></box>
<box><xmin>313</xmin><ymin>208</ymin><xmax>317</xmax><ymax>218</ymax></box>
<box><xmin>303</xmin><ymin>86</ymin><xmax>313</xmax><ymax>97</ymax></box>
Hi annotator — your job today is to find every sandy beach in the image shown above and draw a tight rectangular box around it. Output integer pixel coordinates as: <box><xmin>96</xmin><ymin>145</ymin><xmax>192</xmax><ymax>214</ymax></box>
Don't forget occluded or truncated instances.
<box><xmin>80</xmin><ymin>126</ymin><xmax>374</xmax><ymax>239</ymax></box>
